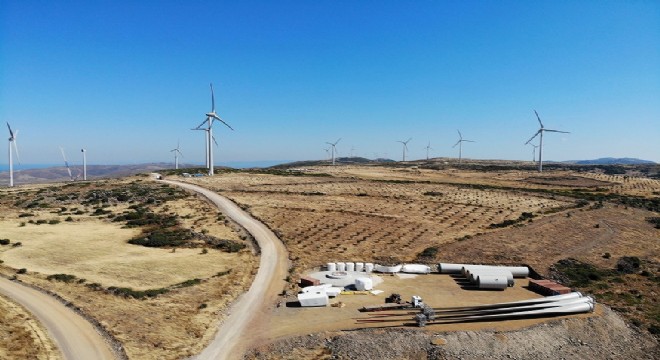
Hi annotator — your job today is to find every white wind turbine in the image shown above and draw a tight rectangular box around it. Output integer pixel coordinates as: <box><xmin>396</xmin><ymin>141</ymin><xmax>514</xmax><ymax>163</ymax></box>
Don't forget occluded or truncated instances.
<box><xmin>527</xmin><ymin>142</ymin><xmax>539</xmax><ymax>162</ymax></box>
<box><xmin>325</xmin><ymin>138</ymin><xmax>341</xmax><ymax>165</ymax></box>
<box><xmin>452</xmin><ymin>130</ymin><xmax>474</xmax><ymax>164</ymax></box>
<box><xmin>59</xmin><ymin>147</ymin><xmax>75</xmax><ymax>181</ymax></box>
<box><xmin>396</xmin><ymin>138</ymin><xmax>412</xmax><ymax>161</ymax></box>
<box><xmin>81</xmin><ymin>148</ymin><xmax>87</xmax><ymax>181</ymax></box>
<box><xmin>425</xmin><ymin>141</ymin><xmax>433</xmax><ymax>160</ymax></box>
<box><xmin>194</xmin><ymin>83</ymin><xmax>233</xmax><ymax>176</ymax></box>
<box><xmin>525</xmin><ymin>110</ymin><xmax>569</xmax><ymax>172</ymax></box>
<box><xmin>170</xmin><ymin>140</ymin><xmax>183</xmax><ymax>169</ymax></box>
<box><xmin>6</xmin><ymin>122</ymin><xmax>20</xmax><ymax>187</ymax></box>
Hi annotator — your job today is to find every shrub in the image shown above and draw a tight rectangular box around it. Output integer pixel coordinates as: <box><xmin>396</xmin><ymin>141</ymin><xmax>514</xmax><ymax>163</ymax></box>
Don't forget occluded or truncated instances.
<box><xmin>418</xmin><ymin>246</ymin><xmax>439</xmax><ymax>258</ymax></box>
<box><xmin>0</xmin><ymin>239</ymin><xmax>10</xmax><ymax>245</ymax></box>
<box><xmin>175</xmin><ymin>278</ymin><xmax>202</xmax><ymax>288</ymax></box>
<box><xmin>16</xmin><ymin>268</ymin><xmax>27</xmax><ymax>274</ymax></box>
<box><xmin>12</xmin><ymin>242</ymin><xmax>22</xmax><ymax>247</ymax></box>
<box><xmin>215</xmin><ymin>269</ymin><xmax>232</xmax><ymax>277</ymax></box>
<box><xmin>65</xmin><ymin>216</ymin><xmax>74</xmax><ymax>222</ymax></box>
<box><xmin>603</xmin><ymin>252</ymin><xmax>611</xmax><ymax>259</ymax></box>
<box><xmin>128</xmin><ymin>228</ymin><xmax>192</xmax><ymax>247</ymax></box>
<box><xmin>48</xmin><ymin>219</ymin><xmax>61</xmax><ymax>225</ymax></box>
<box><xmin>46</xmin><ymin>273</ymin><xmax>77</xmax><ymax>283</ymax></box>
<box><xmin>107</xmin><ymin>286</ymin><xmax>169</xmax><ymax>299</ymax></box>
<box><xmin>214</xmin><ymin>239</ymin><xmax>246</xmax><ymax>253</ymax></box>
<box><xmin>616</xmin><ymin>256</ymin><xmax>641</xmax><ymax>274</ymax></box>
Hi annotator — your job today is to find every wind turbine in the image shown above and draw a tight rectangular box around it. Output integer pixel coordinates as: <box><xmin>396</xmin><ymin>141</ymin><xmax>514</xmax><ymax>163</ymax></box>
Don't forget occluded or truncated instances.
<box><xmin>194</xmin><ymin>83</ymin><xmax>233</xmax><ymax>176</ymax></box>
<box><xmin>425</xmin><ymin>141</ymin><xmax>433</xmax><ymax>160</ymax></box>
<box><xmin>525</xmin><ymin>110</ymin><xmax>569</xmax><ymax>172</ymax></box>
<box><xmin>452</xmin><ymin>130</ymin><xmax>474</xmax><ymax>164</ymax></box>
<box><xmin>81</xmin><ymin>148</ymin><xmax>87</xmax><ymax>181</ymax></box>
<box><xmin>170</xmin><ymin>140</ymin><xmax>183</xmax><ymax>170</ymax></box>
<box><xmin>325</xmin><ymin>138</ymin><xmax>341</xmax><ymax>165</ymax></box>
<box><xmin>60</xmin><ymin>147</ymin><xmax>75</xmax><ymax>181</ymax></box>
<box><xmin>324</xmin><ymin>148</ymin><xmax>331</xmax><ymax>161</ymax></box>
<box><xmin>396</xmin><ymin>138</ymin><xmax>412</xmax><ymax>161</ymax></box>
<box><xmin>527</xmin><ymin>143</ymin><xmax>539</xmax><ymax>162</ymax></box>
<box><xmin>6</xmin><ymin>122</ymin><xmax>20</xmax><ymax>187</ymax></box>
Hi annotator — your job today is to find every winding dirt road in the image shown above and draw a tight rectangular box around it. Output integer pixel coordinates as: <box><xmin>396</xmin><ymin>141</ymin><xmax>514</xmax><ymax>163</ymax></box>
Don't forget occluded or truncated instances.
<box><xmin>0</xmin><ymin>276</ymin><xmax>116</xmax><ymax>360</ymax></box>
<box><xmin>163</xmin><ymin>180</ymin><xmax>289</xmax><ymax>360</ymax></box>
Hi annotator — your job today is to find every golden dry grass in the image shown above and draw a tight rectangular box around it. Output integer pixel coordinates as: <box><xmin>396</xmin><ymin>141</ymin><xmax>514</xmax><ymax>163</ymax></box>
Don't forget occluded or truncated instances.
<box><xmin>0</xmin><ymin>177</ymin><xmax>258</xmax><ymax>360</ymax></box>
<box><xmin>0</xmin><ymin>294</ymin><xmax>62</xmax><ymax>360</ymax></box>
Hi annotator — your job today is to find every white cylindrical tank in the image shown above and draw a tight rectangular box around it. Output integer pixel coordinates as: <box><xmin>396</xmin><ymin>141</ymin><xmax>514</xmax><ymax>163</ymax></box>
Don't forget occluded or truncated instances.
<box><xmin>346</xmin><ymin>262</ymin><xmax>355</xmax><ymax>272</ymax></box>
<box><xmin>355</xmin><ymin>277</ymin><xmax>373</xmax><ymax>291</ymax></box>
<box><xmin>365</xmin><ymin>263</ymin><xmax>374</xmax><ymax>273</ymax></box>
<box><xmin>469</xmin><ymin>270</ymin><xmax>514</xmax><ymax>286</ymax></box>
<box><xmin>326</xmin><ymin>262</ymin><xmax>337</xmax><ymax>272</ymax></box>
<box><xmin>462</xmin><ymin>265</ymin><xmax>529</xmax><ymax>278</ymax></box>
<box><xmin>477</xmin><ymin>275</ymin><xmax>508</xmax><ymax>290</ymax></box>
<box><xmin>336</xmin><ymin>262</ymin><xmax>346</xmax><ymax>271</ymax></box>
<box><xmin>355</xmin><ymin>262</ymin><xmax>364</xmax><ymax>272</ymax></box>
<box><xmin>503</xmin><ymin>266</ymin><xmax>529</xmax><ymax>278</ymax></box>
<box><xmin>438</xmin><ymin>263</ymin><xmax>464</xmax><ymax>274</ymax></box>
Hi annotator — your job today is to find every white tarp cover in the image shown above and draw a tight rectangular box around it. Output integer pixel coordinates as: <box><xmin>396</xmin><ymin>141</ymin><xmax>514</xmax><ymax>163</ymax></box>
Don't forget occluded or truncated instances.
<box><xmin>401</xmin><ymin>264</ymin><xmax>431</xmax><ymax>274</ymax></box>
<box><xmin>355</xmin><ymin>277</ymin><xmax>373</xmax><ymax>291</ymax></box>
<box><xmin>301</xmin><ymin>284</ymin><xmax>332</xmax><ymax>293</ymax></box>
<box><xmin>298</xmin><ymin>291</ymin><xmax>329</xmax><ymax>307</ymax></box>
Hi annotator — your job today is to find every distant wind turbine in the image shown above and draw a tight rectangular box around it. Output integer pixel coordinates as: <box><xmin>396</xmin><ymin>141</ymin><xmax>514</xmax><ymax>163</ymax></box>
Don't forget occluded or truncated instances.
<box><xmin>194</xmin><ymin>83</ymin><xmax>233</xmax><ymax>176</ymax></box>
<box><xmin>425</xmin><ymin>141</ymin><xmax>433</xmax><ymax>160</ymax></box>
<box><xmin>81</xmin><ymin>148</ymin><xmax>87</xmax><ymax>181</ymax></box>
<box><xmin>60</xmin><ymin>147</ymin><xmax>75</xmax><ymax>181</ymax></box>
<box><xmin>325</xmin><ymin>138</ymin><xmax>341</xmax><ymax>165</ymax></box>
<box><xmin>525</xmin><ymin>110</ymin><xmax>569</xmax><ymax>172</ymax></box>
<box><xmin>6</xmin><ymin>122</ymin><xmax>20</xmax><ymax>187</ymax></box>
<box><xmin>527</xmin><ymin>143</ymin><xmax>539</xmax><ymax>162</ymax></box>
<box><xmin>396</xmin><ymin>138</ymin><xmax>412</xmax><ymax>161</ymax></box>
<box><xmin>452</xmin><ymin>130</ymin><xmax>474</xmax><ymax>164</ymax></box>
<box><xmin>170</xmin><ymin>140</ymin><xmax>183</xmax><ymax>169</ymax></box>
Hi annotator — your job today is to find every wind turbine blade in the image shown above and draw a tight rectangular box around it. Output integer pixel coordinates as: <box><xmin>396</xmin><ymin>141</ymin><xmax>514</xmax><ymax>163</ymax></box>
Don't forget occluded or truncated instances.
<box><xmin>212</xmin><ymin>135</ymin><xmax>219</xmax><ymax>147</ymax></box>
<box><xmin>334</xmin><ymin>138</ymin><xmax>341</xmax><ymax>145</ymax></box>
<box><xmin>457</xmin><ymin>130</ymin><xmax>462</xmax><ymax>139</ymax></box>
<box><xmin>525</xmin><ymin>130</ymin><xmax>541</xmax><ymax>145</ymax></box>
<box><xmin>452</xmin><ymin>140</ymin><xmax>461</xmax><ymax>148</ymax></box>
<box><xmin>195</xmin><ymin>118</ymin><xmax>209</xmax><ymax>130</ymax></box>
<box><xmin>534</xmin><ymin>110</ymin><xmax>544</xmax><ymax>128</ymax></box>
<box><xmin>6</xmin><ymin>122</ymin><xmax>14</xmax><ymax>138</ymax></box>
<box><xmin>464</xmin><ymin>140</ymin><xmax>475</xmax><ymax>143</ymax></box>
<box><xmin>13</xmin><ymin>140</ymin><xmax>20</xmax><ymax>164</ymax></box>
<box><xmin>544</xmin><ymin>129</ymin><xmax>570</xmax><ymax>134</ymax></box>
<box><xmin>214</xmin><ymin>117</ymin><xmax>234</xmax><ymax>131</ymax></box>
<box><xmin>178</xmin><ymin>150</ymin><xmax>184</xmax><ymax>158</ymax></box>
<box><xmin>210</xmin><ymin>83</ymin><xmax>215</xmax><ymax>112</ymax></box>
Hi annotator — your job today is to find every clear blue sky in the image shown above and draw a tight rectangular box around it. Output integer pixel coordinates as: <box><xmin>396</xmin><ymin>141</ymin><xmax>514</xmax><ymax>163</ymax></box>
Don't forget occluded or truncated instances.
<box><xmin>1</xmin><ymin>1</ymin><xmax>659</xmax><ymax>167</ymax></box>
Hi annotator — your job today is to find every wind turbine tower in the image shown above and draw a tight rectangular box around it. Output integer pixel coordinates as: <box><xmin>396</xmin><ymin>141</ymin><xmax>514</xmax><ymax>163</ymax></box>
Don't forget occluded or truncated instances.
<box><xmin>170</xmin><ymin>141</ymin><xmax>183</xmax><ymax>169</ymax></box>
<box><xmin>425</xmin><ymin>141</ymin><xmax>433</xmax><ymax>160</ymax></box>
<box><xmin>452</xmin><ymin>130</ymin><xmax>474</xmax><ymax>164</ymax></box>
<box><xmin>325</xmin><ymin>138</ymin><xmax>341</xmax><ymax>165</ymax></box>
<box><xmin>527</xmin><ymin>143</ymin><xmax>539</xmax><ymax>162</ymax></box>
<box><xmin>81</xmin><ymin>148</ymin><xmax>87</xmax><ymax>181</ymax></box>
<box><xmin>6</xmin><ymin>123</ymin><xmax>19</xmax><ymax>187</ymax></box>
<box><xmin>525</xmin><ymin>110</ymin><xmax>569</xmax><ymax>172</ymax></box>
<box><xmin>194</xmin><ymin>83</ymin><xmax>233</xmax><ymax>176</ymax></box>
<box><xmin>396</xmin><ymin>138</ymin><xmax>412</xmax><ymax>161</ymax></box>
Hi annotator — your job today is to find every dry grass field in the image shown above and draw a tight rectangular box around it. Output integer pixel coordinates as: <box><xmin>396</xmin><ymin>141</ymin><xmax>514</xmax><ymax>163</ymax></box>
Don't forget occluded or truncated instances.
<box><xmin>0</xmin><ymin>177</ymin><xmax>258</xmax><ymax>359</ymax></box>
<box><xmin>0</xmin><ymin>294</ymin><xmax>61</xmax><ymax>360</ymax></box>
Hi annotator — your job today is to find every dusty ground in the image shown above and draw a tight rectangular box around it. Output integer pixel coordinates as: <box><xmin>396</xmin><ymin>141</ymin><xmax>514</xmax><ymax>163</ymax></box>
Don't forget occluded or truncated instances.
<box><xmin>0</xmin><ymin>293</ymin><xmax>62</xmax><ymax>360</ymax></box>
<box><xmin>186</xmin><ymin>165</ymin><xmax>659</xmax><ymax>358</ymax></box>
<box><xmin>0</xmin><ymin>177</ymin><xmax>258</xmax><ymax>359</ymax></box>
<box><xmin>246</xmin><ymin>306</ymin><xmax>659</xmax><ymax>359</ymax></box>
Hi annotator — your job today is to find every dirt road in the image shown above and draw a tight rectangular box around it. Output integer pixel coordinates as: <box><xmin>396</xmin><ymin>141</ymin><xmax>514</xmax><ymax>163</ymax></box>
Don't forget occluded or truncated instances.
<box><xmin>163</xmin><ymin>180</ymin><xmax>289</xmax><ymax>360</ymax></box>
<box><xmin>0</xmin><ymin>276</ymin><xmax>116</xmax><ymax>360</ymax></box>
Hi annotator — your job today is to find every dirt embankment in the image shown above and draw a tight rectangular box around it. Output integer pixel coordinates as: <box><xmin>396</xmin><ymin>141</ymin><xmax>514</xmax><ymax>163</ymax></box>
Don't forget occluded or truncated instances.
<box><xmin>246</xmin><ymin>306</ymin><xmax>659</xmax><ymax>359</ymax></box>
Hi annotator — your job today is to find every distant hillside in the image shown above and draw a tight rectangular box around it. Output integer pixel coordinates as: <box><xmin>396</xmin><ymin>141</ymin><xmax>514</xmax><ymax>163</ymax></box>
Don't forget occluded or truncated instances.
<box><xmin>564</xmin><ymin>158</ymin><xmax>656</xmax><ymax>165</ymax></box>
<box><xmin>0</xmin><ymin>163</ymin><xmax>195</xmax><ymax>186</ymax></box>
<box><xmin>271</xmin><ymin>157</ymin><xmax>395</xmax><ymax>169</ymax></box>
